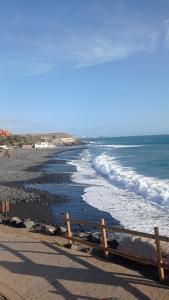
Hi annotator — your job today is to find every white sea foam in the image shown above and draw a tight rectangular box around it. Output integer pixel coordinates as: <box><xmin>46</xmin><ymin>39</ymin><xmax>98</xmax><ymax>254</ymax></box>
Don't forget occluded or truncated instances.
<box><xmin>98</xmin><ymin>144</ymin><xmax>144</xmax><ymax>148</ymax></box>
<box><xmin>93</xmin><ymin>153</ymin><xmax>169</xmax><ymax>206</ymax></box>
<box><xmin>70</xmin><ymin>149</ymin><xmax>169</xmax><ymax>235</ymax></box>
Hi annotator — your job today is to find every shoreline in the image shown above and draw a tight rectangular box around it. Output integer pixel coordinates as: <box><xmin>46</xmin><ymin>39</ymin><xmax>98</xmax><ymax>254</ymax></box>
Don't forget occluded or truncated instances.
<box><xmin>2</xmin><ymin>145</ymin><xmax>169</xmax><ymax>286</ymax></box>
<box><xmin>0</xmin><ymin>144</ymin><xmax>119</xmax><ymax>228</ymax></box>
<box><xmin>0</xmin><ymin>146</ymin><xmax>86</xmax><ymax>224</ymax></box>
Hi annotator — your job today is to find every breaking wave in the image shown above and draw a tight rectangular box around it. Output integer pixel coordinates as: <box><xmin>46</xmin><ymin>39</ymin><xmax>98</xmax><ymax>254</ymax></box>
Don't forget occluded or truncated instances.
<box><xmin>98</xmin><ymin>144</ymin><xmax>144</xmax><ymax>148</ymax></box>
<box><xmin>93</xmin><ymin>153</ymin><xmax>169</xmax><ymax>206</ymax></box>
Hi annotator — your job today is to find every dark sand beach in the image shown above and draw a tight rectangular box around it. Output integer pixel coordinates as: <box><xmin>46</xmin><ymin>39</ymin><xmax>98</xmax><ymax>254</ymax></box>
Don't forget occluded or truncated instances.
<box><xmin>0</xmin><ymin>147</ymin><xmax>83</xmax><ymax>223</ymax></box>
<box><xmin>0</xmin><ymin>146</ymin><xmax>119</xmax><ymax>227</ymax></box>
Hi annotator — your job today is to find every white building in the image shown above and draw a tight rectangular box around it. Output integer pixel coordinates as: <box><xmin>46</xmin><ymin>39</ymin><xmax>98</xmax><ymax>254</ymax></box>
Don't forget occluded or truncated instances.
<box><xmin>34</xmin><ymin>142</ymin><xmax>55</xmax><ymax>149</ymax></box>
<box><xmin>0</xmin><ymin>145</ymin><xmax>9</xmax><ymax>150</ymax></box>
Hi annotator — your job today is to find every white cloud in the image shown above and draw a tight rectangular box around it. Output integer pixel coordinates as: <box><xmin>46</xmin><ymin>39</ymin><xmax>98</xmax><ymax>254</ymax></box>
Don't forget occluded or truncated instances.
<box><xmin>72</xmin><ymin>25</ymin><xmax>159</xmax><ymax>67</ymax></box>
<box><xmin>162</xmin><ymin>19</ymin><xmax>169</xmax><ymax>47</ymax></box>
<box><xmin>1</xmin><ymin>7</ymin><xmax>168</xmax><ymax>75</ymax></box>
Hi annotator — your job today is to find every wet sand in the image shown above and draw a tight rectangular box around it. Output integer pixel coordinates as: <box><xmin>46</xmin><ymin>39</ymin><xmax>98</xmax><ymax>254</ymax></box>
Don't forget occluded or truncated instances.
<box><xmin>0</xmin><ymin>145</ymin><xmax>119</xmax><ymax>227</ymax></box>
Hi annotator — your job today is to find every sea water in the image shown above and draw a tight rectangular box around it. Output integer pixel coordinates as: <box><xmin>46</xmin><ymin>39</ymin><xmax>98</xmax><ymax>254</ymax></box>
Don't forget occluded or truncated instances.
<box><xmin>69</xmin><ymin>135</ymin><xmax>169</xmax><ymax>235</ymax></box>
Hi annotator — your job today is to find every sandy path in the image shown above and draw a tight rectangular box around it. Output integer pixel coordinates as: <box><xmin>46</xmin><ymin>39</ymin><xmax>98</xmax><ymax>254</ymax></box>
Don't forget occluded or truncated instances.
<box><xmin>0</xmin><ymin>225</ymin><xmax>168</xmax><ymax>300</ymax></box>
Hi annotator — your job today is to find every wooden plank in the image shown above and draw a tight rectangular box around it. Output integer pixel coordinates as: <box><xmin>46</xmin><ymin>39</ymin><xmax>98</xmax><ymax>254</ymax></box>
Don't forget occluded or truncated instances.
<box><xmin>69</xmin><ymin>236</ymin><xmax>169</xmax><ymax>270</ymax></box>
<box><xmin>108</xmin><ymin>247</ymin><xmax>157</xmax><ymax>266</ymax></box>
<box><xmin>101</xmin><ymin>218</ymin><xmax>108</xmax><ymax>257</ymax></box>
<box><xmin>69</xmin><ymin>217</ymin><xmax>169</xmax><ymax>243</ymax></box>
<box><xmin>107</xmin><ymin>225</ymin><xmax>169</xmax><ymax>243</ymax></box>
<box><xmin>71</xmin><ymin>219</ymin><xmax>100</xmax><ymax>228</ymax></box>
<box><xmin>69</xmin><ymin>218</ymin><xmax>156</xmax><ymax>239</ymax></box>
<box><xmin>1</xmin><ymin>201</ymin><xmax>5</xmax><ymax>213</ymax></box>
<box><xmin>154</xmin><ymin>227</ymin><xmax>165</xmax><ymax>282</ymax></box>
<box><xmin>5</xmin><ymin>200</ymin><xmax>9</xmax><ymax>214</ymax></box>
<box><xmin>66</xmin><ymin>213</ymin><xmax>72</xmax><ymax>245</ymax></box>
<box><xmin>7</xmin><ymin>200</ymin><xmax>10</xmax><ymax>212</ymax></box>
<box><xmin>107</xmin><ymin>226</ymin><xmax>155</xmax><ymax>239</ymax></box>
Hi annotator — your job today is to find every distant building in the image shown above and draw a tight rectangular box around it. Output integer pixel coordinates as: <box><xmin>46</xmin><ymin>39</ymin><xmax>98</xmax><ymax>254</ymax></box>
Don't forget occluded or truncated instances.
<box><xmin>22</xmin><ymin>145</ymin><xmax>33</xmax><ymax>149</ymax></box>
<box><xmin>34</xmin><ymin>141</ymin><xmax>55</xmax><ymax>149</ymax></box>
<box><xmin>0</xmin><ymin>145</ymin><xmax>9</xmax><ymax>150</ymax></box>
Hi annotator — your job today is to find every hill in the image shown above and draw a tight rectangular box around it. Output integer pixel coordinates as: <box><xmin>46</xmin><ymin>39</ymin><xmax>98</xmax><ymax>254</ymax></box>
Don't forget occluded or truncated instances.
<box><xmin>0</xmin><ymin>131</ymin><xmax>81</xmax><ymax>147</ymax></box>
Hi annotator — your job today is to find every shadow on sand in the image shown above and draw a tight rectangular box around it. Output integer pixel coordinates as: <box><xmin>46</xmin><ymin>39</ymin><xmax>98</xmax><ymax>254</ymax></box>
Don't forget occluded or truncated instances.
<box><xmin>0</xmin><ymin>239</ymin><xmax>168</xmax><ymax>300</ymax></box>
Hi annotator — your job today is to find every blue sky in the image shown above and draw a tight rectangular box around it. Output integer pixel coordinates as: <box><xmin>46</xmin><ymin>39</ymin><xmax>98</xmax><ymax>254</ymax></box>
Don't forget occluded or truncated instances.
<box><xmin>1</xmin><ymin>0</ymin><xmax>169</xmax><ymax>137</ymax></box>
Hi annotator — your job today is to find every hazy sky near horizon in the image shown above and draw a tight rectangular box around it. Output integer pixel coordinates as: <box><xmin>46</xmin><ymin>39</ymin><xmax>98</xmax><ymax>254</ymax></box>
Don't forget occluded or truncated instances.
<box><xmin>1</xmin><ymin>0</ymin><xmax>169</xmax><ymax>137</ymax></box>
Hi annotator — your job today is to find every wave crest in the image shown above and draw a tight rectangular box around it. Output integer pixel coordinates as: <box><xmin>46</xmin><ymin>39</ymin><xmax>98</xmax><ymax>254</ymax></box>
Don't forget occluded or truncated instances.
<box><xmin>98</xmin><ymin>144</ymin><xmax>144</xmax><ymax>148</ymax></box>
<box><xmin>93</xmin><ymin>154</ymin><xmax>169</xmax><ymax>206</ymax></box>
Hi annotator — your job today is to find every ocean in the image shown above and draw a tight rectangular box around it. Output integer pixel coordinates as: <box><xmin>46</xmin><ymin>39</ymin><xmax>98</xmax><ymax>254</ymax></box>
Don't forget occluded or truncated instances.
<box><xmin>70</xmin><ymin>135</ymin><xmax>169</xmax><ymax>235</ymax></box>
<box><xmin>29</xmin><ymin>135</ymin><xmax>169</xmax><ymax>235</ymax></box>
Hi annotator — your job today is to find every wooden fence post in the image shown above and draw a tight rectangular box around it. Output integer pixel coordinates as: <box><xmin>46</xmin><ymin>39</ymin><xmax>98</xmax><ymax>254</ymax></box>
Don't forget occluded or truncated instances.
<box><xmin>5</xmin><ymin>200</ymin><xmax>9</xmax><ymax>217</ymax></box>
<box><xmin>101</xmin><ymin>218</ymin><xmax>108</xmax><ymax>257</ymax></box>
<box><xmin>154</xmin><ymin>226</ymin><xmax>165</xmax><ymax>283</ymax></box>
<box><xmin>2</xmin><ymin>201</ymin><xmax>5</xmax><ymax>214</ymax></box>
<box><xmin>66</xmin><ymin>213</ymin><xmax>72</xmax><ymax>244</ymax></box>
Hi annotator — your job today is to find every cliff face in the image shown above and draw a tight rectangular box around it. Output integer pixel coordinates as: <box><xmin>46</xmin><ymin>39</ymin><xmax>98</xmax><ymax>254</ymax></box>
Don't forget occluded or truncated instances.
<box><xmin>20</xmin><ymin>133</ymin><xmax>81</xmax><ymax>145</ymax></box>
<box><xmin>0</xmin><ymin>131</ymin><xmax>82</xmax><ymax>147</ymax></box>
<box><xmin>53</xmin><ymin>136</ymin><xmax>81</xmax><ymax>146</ymax></box>
<box><xmin>0</xmin><ymin>129</ymin><xmax>11</xmax><ymax>137</ymax></box>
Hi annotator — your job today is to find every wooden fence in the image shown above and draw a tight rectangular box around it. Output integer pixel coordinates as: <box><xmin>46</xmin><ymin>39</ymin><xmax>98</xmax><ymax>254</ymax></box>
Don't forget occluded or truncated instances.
<box><xmin>65</xmin><ymin>213</ymin><xmax>169</xmax><ymax>283</ymax></box>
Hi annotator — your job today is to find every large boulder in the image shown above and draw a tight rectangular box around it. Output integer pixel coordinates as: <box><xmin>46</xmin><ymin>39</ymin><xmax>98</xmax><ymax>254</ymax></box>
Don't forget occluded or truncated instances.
<box><xmin>87</xmin><ymin>232</ymin><xmax>101</xmax><ymax>244</ymax></box>
<box><xmin>117</xmin><ymin>235</ymin><xmax>169</xmax><ymax>266</ymax></box>
<box><xmin>107</xmin><ymin>232</ymin><xmax>124</xmax><ymax>250</ymax></box>
<box><xmin>10</xmin><ymin>216</ymin><xmax>25</xmax><ymax>228</ymax></box>
<box><xmin>41</xmin><ymin>224</ymin><xmax>57</xmax><ymax>235</ymax></box>
<box><xmin>2</xmin><ymin>218</ymin><xmax>11</xmax><ymax>225</ymax></box>
<box><xmin>32</xmin><ymin>223</ymin><xmax>43</xmax><ymax>232</ymax></box>
<box><xmin>108</xmin><ymin>239</ymin><xmax>119</xmax><ymax>249</ymax></box>
<box><xmin>118</xmin><ymin>235</ymin><xmax>157</xmax><ymax>262</ymax></box>
<box><xmin>160</xmin><ymin>241</ymin><xmax>169</xmax><ymax>265</ymax></box>
<box><xmin>54</xmin><ymin>225</ymin><xmax>67</xmax><ymax>236</ymax></box>
<box><xmin>24</xmin><ymin>219</ymin><xmax>36</xmax><ymax>229</ymax></box>
<box><xmin>77</xmin><ymin>232</ymin><xmax>88</xmax><ymax>239</ymax></box>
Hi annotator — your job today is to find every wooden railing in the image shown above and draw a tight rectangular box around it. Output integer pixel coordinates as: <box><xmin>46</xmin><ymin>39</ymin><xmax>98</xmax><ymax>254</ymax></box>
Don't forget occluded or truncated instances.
<box><xmin>65</xmin><ymin>213</ymin><xmax>169</xmax><ymax>283</ymax></box>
